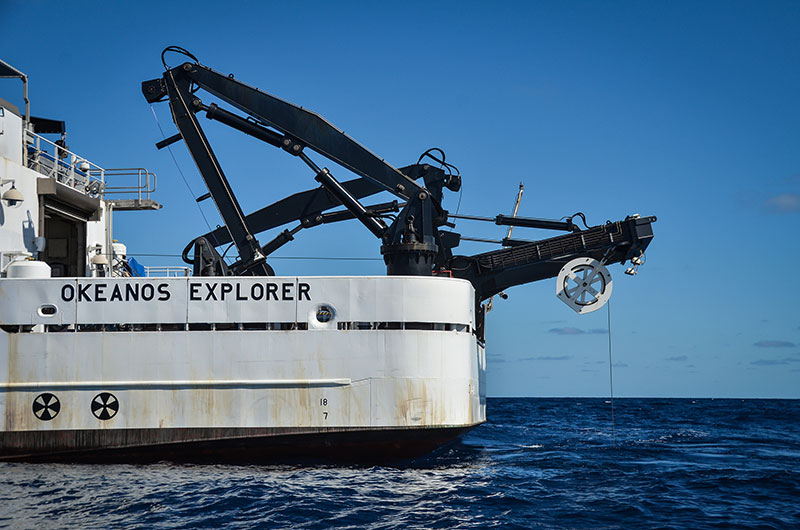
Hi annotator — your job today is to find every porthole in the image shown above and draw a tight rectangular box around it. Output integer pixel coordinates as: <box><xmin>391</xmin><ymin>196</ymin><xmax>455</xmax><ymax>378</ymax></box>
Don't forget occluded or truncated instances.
<box><xmin>37</xmin><ymin>305</ymin><xmax>58</xmax><ymax>317</ymax></box>
<box><xmin>316</xmin><ymin>305</ymin><xmax>334</xmax><ymax>323</ymax></box>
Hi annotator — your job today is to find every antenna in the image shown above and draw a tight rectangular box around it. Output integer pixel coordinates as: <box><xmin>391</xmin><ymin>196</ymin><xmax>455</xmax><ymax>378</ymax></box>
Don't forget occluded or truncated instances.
<box><xmin>504</xmin><ymin>182</ymin><xmax>525</xmax><ymax>244</ymax></box>
<box><xmin>487</xmin><ymin>182</ymin><xmax>524</xmax><ymax>312</ymax></box>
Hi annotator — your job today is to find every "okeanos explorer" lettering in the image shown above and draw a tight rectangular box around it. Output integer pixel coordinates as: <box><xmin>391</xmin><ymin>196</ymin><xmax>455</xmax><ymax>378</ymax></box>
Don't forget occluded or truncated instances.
<box><xmin>60</xmin><ymin>281</ymin><xmax>311</xmax><ymax>303</ymax></box>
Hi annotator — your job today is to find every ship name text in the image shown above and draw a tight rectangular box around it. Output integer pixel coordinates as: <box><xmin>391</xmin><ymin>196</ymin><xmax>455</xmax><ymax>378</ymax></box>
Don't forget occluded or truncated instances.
<box><xmin>60</xmin><ymin>281</ymin><xmax>312</xmax><ymax>303</ymax></box>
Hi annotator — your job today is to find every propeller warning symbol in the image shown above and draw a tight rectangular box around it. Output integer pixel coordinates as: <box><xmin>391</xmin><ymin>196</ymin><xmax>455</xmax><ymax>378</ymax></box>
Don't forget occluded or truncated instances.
<box><xmin>91</xmin><ymin>392</ymin><xmax>119</xmax><ymax>420</ymax></box>
<box><xmin>32</xmin><ymin>393</ymin><xmax>60</xmax><ymax>421</ymax></box>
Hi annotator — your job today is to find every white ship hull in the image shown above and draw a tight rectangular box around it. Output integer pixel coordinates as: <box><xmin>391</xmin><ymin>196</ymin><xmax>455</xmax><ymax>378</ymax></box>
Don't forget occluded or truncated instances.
<box><xmin>0</xmin><ymin>276</ymin><xmax>486</xmax><ymax>462</ymax></box>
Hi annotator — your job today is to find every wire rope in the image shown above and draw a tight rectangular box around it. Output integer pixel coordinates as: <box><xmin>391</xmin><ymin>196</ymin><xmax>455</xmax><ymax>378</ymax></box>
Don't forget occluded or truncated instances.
<box><xmin>608</xmin><ymin>300</ymin><xmax>616</xmax><ymax>447</ymax></box>
<box><xmin>149</xmin><ymin>105</ymin><xmax>218</xmax><ymax>239</ymax></box>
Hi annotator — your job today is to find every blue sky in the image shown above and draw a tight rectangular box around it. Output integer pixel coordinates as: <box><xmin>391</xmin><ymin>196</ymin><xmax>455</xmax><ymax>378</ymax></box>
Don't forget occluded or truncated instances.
<box><xmin>2</xmin><ymin>1</ymin><xmax>798</xmax><ymax>397</ymax></box>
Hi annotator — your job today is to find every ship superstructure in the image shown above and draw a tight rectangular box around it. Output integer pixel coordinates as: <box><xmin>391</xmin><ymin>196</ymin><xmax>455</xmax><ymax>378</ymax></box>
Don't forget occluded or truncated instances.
<box><xmin>0</xmin><ymin>51</ymin><xmax>655</xmax><ymax>462</ymax></box>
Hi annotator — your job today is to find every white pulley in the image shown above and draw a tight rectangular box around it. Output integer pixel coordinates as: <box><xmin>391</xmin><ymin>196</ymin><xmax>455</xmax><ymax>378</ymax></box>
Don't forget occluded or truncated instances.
<box><xmin>556</xmin><ymin>257</ymin><xmax>613</xmax><ymax>314</ymax></box>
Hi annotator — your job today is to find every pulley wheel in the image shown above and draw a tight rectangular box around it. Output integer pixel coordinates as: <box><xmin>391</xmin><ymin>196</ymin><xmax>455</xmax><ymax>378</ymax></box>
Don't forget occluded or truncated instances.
<box><xmin>556</xmin><ymin>257</ymin><xmax>613</xmax><ymax>314</ymax></box>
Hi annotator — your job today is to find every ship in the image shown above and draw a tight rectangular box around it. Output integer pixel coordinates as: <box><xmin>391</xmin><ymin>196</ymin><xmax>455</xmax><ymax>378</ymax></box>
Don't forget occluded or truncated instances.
<box><xmin>0</xmin><ymin>49</ymin><xmax>655</xmax><ymax>462</ymax></box>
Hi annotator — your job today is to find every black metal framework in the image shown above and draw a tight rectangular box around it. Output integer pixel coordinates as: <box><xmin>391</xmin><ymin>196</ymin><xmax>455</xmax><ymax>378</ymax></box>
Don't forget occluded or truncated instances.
<box><xmin>144</xmin><ymin>53</ymin><xmax>454</xmax><ymax>276</ymax></box>
<box><xmin>449</xmin><ymin>216</ymin><xmax>656</xmax><ymax>301</ymax></box>
<box><xmin>143</xmin><ymin>47</ymin><xmax>656</xmax><ymax>309</ymax></box>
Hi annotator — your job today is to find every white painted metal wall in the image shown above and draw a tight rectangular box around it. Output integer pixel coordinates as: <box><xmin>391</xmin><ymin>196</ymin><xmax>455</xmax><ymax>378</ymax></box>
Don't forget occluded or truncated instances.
<box><xmin>0</xmin><ymin>105</ymin><xmax>40</xmax><ymax>266</ymax></box>
<box><xmin>0</xmin><ymin>276</ymin><xmax>475</xmax><ymax>326</ymax></box>
<box><xmin>0</xmin><ymin>104</ymin><xmax>23</xmax><ymax>164</ymax></box>
<box><xmin>0</xmin><ymin>276</ymin><xmax>486</xmax><ymax>433</ymax></box>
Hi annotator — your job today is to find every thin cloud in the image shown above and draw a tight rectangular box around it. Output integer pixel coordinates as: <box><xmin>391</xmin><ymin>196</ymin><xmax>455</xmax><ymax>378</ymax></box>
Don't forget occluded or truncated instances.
<box><xmin>763</xmin><ymin>193</ymin><xmax>800</xmax><ymax>213</ymax></box>
<box><xmin>665</xmin><ymin>355</ymin><xmax>688</xmax><ymax>362</ymax></box>
<box><xmin>752</xmin><ymin>360</ymin><xmax>783</xmax><ymax>366</ymax></box>
<box><xmin>754</xmin><ymin>340</ymin><xmax>796</xmax><ymax>348</ymax></box>
<box><xmin>549</xmin><ymin>327</ymin><xmax>584</xmax><ymax>335</ymax></box>
<box><xmin>750</xmin><ymin>357</ymin><xmax>800</xmax><ymax>366</ymax></box>
<box><xmin>548</xmin><ymin>327</ymin><xmax>607</xmax><ymax>335</ymax></box>
<box><xmin>519</xmin><ymin>355</ymin><xmax>573</xmax><ymax>361</ymax></box>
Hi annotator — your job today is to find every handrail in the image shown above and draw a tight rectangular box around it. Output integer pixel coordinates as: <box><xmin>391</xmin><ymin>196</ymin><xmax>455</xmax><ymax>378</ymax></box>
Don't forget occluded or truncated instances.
<box><xmin>98</xmin><ymin>168</ymin><xmax>157</xmax><ymax>201</ymax></box>
<box><xmin>143</xmin><ymin>266</ymin><xmax>191</xmax><ymax>277</ymax></box>
<box><xmin>25</xmin><ymin>131</ymin><xmax>157</xmax><ymax>200</ymax></box>
<box><xmin>24</xmin><ymin>130</ymin><xmax>105</xmax><ymax>193</ymax></box>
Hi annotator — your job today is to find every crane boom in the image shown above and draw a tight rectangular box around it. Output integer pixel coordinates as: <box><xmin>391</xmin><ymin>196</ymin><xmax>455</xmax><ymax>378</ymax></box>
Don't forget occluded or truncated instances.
<box><xmin>142</xmin><ymin>47</ymin><xmax>656</xmax><ymax>311</ymax></box>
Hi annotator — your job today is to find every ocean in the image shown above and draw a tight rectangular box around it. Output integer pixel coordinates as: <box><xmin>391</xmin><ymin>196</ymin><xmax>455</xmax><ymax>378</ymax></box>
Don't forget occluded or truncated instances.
<box><xmin>1</xmin><ymin>398</ymin><xmax>798</xmax><ymax>529</ymax></box>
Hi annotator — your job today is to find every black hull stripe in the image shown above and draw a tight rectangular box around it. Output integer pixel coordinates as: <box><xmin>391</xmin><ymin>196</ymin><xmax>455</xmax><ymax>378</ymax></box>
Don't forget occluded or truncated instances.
<box><xmin>0</xmin><ymin>424</ymin><xmax>482</xmax><ymax>463</ymax></box>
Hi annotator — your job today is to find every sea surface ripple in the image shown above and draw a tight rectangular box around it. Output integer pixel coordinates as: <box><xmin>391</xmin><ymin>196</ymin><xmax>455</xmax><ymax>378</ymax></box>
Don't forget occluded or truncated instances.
<box><xmin>1</xmin><ymin>398</ymin><xmax>798</xmax><ymax>529</ymax></box>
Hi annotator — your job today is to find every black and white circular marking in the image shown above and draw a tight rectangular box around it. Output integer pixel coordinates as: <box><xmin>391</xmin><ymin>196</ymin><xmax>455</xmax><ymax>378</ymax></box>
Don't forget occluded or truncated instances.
<box><xmin>32</xmin><ymin>393</ymin><xmax>60</xmax><ymax>421</ymax></box>
<box><xmin>91</xmin><ymin>392</ymin><xmax>119</xmax><ymax>420</ymax></box>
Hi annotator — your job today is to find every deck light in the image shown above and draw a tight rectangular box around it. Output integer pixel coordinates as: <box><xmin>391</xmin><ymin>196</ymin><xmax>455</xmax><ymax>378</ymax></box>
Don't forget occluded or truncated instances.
<box><xmin>1</xmin><ymin>179</ymin><xmax>24</xmax><ymax>207</ymax></box>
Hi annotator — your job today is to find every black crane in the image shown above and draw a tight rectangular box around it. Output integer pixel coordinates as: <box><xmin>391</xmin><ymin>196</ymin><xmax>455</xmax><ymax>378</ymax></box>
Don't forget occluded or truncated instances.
<box><xmin>143</xmin><ymin>47</ymin><xmax>656</xmax><ymax>316</ymax></box>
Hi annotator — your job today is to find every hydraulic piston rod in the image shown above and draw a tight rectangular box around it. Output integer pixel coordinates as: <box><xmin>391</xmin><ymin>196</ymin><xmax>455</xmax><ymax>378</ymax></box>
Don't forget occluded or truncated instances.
<box><xmin>205</xmin><ymin>103</ymin><xmax>284</xmax><ymax>148</ymax></box>
<box><xmin>298</xmin><ymin>152</ymin><xmax>387</xmax><ymax>238</ymax></box>
<box><xmin>449</xmin><ymin>213</ymin><xmax>577</xmax><ymax>232</ymax></box>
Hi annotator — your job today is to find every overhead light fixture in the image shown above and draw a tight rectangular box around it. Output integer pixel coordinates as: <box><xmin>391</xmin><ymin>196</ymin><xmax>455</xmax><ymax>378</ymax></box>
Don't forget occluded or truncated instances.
<box><xmin>1</xmin><ymin>179</ymin><xmax>24</xmax><ymax>207</ymax></box>
<box><xmin>91</xmin><ymin>254</ymin><xmax>109</xmax><ymax>266</ymax></box>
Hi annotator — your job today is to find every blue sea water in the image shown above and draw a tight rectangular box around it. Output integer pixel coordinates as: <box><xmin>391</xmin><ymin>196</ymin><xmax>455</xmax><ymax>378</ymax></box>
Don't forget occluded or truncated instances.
<box><xmin>1</xmin><ymin>398</ymin><xmax>798</xmax><ymax>529</ymax></box>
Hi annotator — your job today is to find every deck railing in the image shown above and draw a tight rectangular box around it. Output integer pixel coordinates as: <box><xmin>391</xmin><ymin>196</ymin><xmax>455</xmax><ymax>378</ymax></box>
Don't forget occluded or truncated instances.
<box><xmin>144</xmin><ymin>266</ymin><xmax>192</xmax><ymax>278</ymax></box>
<box><xmin>97</xmin><ymin>167</ymin><xmax>157</xmax><ymax>202</ymax></box>
<box><xmin>24</xmin><ymin>130</ymin><xmax>105</xmax><ymax>193</ymax></box>
<box><xmin>24</xmin><ymin>131</ymin><xmax>156</xmax><ymax>200</ymax></box>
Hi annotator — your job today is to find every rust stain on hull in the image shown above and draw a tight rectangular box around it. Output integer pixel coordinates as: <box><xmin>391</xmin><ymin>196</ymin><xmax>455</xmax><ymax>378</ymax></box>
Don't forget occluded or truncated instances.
<box><xmin>4</xmin><ymin>333</ymin><xmax>22</xmax><ymax>432</ymax></box>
